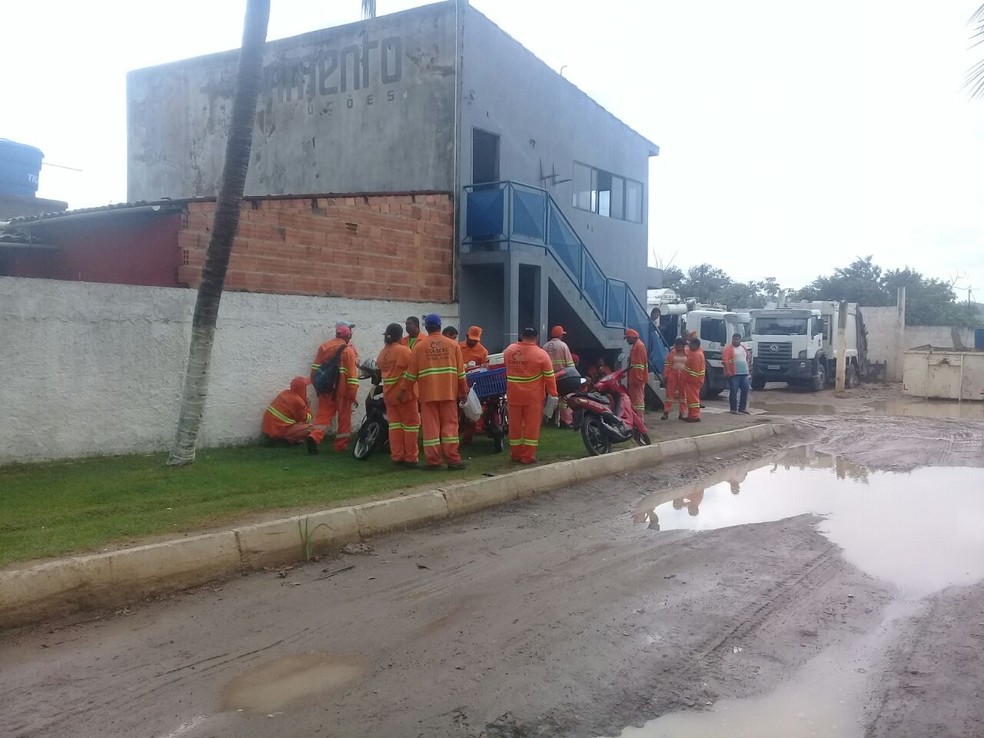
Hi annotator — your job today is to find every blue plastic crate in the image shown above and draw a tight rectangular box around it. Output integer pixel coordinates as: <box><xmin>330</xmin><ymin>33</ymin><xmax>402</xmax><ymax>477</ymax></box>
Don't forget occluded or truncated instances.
<box><xmin>466</xmin><ymin>366</ymin><xmax>507</xmax><ymax>398</ymax></box>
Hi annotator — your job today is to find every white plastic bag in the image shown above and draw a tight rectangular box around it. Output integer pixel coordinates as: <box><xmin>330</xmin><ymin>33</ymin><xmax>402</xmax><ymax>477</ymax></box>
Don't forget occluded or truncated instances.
<box><xmin>543</xmin><ymin>395</ymin><xmax>559</xmax><ymax>420</ymax></box>
<box><xmin>460</xmin><ymin>387</ymin><xmax>483</xmax><ymax>422</ymax></box>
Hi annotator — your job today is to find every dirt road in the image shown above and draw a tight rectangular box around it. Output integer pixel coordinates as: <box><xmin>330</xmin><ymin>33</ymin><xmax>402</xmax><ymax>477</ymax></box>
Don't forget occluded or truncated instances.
<box><xmin>2</xmin><ymin>406</ymin><xmax>983</xmax><ymax>737</ymax></box>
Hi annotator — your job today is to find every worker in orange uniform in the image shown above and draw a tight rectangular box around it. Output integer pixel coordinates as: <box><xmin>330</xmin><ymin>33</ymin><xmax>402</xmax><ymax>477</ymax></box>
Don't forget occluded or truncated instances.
<box><xmin>504</xmin><ymin>327</ymin><xmax>558</xmax><ymax>464</ymax></box>
<box><xmin>377</xmin><ymin>323</ymin><xmax>420</xmax><ymax>468</ymax></box>
<box><xmin>309</xmin><ymin>322</ymin><xmax>359</xmax><ymax>451</ymax></box>
<box><xmin>624</xmin><ymin>328</ymin><xmax>648</xmax><ymax>417</ymax></box>
<box><xmin>401</xmin><ymin>316</ymin><xmax>422</xmax><ymax>350</ymax></box>
<box><xmin>542</xmin><ymin>325</ymin><xmax>575</xmax><ymax>428</ymax></box>
<box><xmin>459</xmin><ymin>325</ymin><xmax>490</xmax><ymax>444</ymax></box>
<box><xmin>459</xmin><ymin>325</ymin><xmax>489</xmax><ymax>368</ymax></box>
<box><xmin>262</xmin><ymin>376</ymin><xmax>317</xmax><ymax>453</ymax></box>
<box><xmin>683</xmin><ymin>335</ymin><xmax>706</xmax><ymax>422</ymax></box>
<box><xmin>661</xmin><ymin>336</ymin><xmax>688</xmax><ymax>420</ymax></box>
<box><xmin>399</xmin><ymin>313</ymin><xmax>468</xmax><ymax>470</ymax></box>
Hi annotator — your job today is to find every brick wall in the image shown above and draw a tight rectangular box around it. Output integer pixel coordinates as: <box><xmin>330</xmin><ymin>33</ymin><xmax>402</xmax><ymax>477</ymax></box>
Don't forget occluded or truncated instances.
<box><xmin>176</xmin><ymin>193</ymin><xmax>454</xmax><ymax>302</ymax></box>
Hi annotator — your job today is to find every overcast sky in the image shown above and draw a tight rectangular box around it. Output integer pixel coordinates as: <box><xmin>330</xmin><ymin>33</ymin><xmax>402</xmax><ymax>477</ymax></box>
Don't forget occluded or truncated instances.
<box><xmin>4</xmin><ymin>0</ymin><xmax>983</xmax><ymax>300</ymax></box>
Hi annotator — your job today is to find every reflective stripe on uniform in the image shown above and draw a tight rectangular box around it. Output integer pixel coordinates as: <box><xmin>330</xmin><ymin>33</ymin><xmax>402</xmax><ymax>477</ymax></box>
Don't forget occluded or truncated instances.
<box><xmin>266</xmin><ymin>406</ymin><xmax>295</xmax><ymax>424</ymax></box>
<box><xmin>422</xmin><ymin>438</ymin><xmax>441</xmax><ymax>447</ymax></box>
<box><xmin>418</xmin><ymin>366</ymin><xmax>459</xmax><ymax>377</ymax></box>
<box><xmin>440</xmin><ymin>436</ymin><xmax>459</xmax><ymax>444</ymax></box>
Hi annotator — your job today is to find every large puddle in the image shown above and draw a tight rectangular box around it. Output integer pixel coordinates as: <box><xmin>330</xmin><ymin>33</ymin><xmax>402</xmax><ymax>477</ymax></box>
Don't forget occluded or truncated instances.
<box><xmin>617</xmin><ymin>449</ymin><xmax>984</xmax><ymax>737</ymax></box>
<box><xmin>634</xmin><ymin>446</ymin><xmax>984</xmax><ymax>596</ymax></box>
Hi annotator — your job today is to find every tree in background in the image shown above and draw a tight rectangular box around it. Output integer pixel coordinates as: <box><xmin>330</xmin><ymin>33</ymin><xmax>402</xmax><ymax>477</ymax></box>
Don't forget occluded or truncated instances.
<box><xmin>796</xmin><ymin>256</ymin><xmax>890</xmax><ymax>307</ymax></box>
<box><xmin>362</xmin><ymin>0</ymin><xmax>376</xmax><ymax>18</ymax></box>
<box><xmin>796</xmin><ymin>257</ymin><xmax>978</xmax><ymax>327</ymax></box>
<box><xmin>167</xmin><ymin>0</ymin><xmax>270</xmax><ymax>466</ymax></box>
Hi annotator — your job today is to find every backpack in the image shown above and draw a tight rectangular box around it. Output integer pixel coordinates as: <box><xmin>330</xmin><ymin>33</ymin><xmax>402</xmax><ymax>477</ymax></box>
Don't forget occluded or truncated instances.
<box><xmin>312</xmin><ymin>346</ymin><xmax>344</xmax><ymax>394</ymax></box>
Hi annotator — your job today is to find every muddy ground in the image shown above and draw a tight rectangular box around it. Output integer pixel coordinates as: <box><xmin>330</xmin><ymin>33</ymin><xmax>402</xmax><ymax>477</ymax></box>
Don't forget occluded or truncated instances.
<box><xmin>1</xmin><ymin>386</ymin><xmax>983</xmax><ymax>738</ymax></box>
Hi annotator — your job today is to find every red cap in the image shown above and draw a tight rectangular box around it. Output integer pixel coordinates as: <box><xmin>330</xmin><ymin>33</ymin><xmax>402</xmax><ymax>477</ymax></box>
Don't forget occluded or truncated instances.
<box><xmin>550</xmin><ymin>325</ymin><xmax>565</xmax><ymax>339</ymax></box>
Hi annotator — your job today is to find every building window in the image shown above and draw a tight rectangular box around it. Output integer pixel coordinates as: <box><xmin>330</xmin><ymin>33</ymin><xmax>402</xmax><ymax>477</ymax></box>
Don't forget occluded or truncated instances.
<box><xmin>572</xmin><ymin>161</ymin><xmax>643</xmax><ymax>224</ymax></box>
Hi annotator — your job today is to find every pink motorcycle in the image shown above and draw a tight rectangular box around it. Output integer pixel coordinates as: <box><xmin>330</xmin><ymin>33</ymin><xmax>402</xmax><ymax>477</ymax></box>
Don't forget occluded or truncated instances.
<box><xmin>559</xmin><ymin>367</ymin><xmax>652</xmax><ymax>455</ymax></box>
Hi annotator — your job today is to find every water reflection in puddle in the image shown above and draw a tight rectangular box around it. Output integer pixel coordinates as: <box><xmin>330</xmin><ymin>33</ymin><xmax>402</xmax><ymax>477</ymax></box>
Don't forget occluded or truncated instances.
<box><xmin>222</xmin><ymin>653</ymin><xmax>363</xmax><ymax>714</ymax></box>
<box><xmin>634</xmin><ymin>446</ymin><xmax>984</xmax><ymax>597</ymax></box>
<box><xmin>617</xmin><ymin>451</ymin><xmax>984</xmax><ymax>738</ymax></box>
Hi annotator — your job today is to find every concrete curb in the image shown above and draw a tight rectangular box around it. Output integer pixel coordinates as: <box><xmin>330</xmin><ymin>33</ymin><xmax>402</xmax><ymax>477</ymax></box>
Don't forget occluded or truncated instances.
<box><xmin>0</xmin><ymin>422</ymin><xmax>786</xmax><ymax>629</ymax></box>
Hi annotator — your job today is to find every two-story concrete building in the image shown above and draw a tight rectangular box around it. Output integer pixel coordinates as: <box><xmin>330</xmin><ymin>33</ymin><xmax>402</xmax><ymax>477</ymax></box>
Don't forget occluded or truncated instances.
<box><xmin>127</xmin><ymin>1</ymin><xmax>661</xmax><ymax>358</ymax></box>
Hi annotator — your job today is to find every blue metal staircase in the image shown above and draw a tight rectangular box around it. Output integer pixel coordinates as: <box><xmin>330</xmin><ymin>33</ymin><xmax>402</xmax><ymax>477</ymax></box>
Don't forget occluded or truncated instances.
<box><xmin>462</xmin><ymin>180</ymin><xmax>668</xmax><ymax>374</ymax></box>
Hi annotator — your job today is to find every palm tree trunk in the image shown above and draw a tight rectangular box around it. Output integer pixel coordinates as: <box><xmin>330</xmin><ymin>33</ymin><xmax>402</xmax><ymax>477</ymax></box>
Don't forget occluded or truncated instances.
<box><xmin>167</xmin><ymin>0</ymin><xmax>270</xmax><ymax>466</ymax></box>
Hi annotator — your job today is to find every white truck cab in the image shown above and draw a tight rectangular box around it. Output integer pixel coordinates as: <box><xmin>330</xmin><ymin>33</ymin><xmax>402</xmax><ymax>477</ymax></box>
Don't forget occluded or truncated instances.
<box><xmin>749</xmin><ymin>301</ymin><xmax>866</xmax><ymax>391</ymax></box>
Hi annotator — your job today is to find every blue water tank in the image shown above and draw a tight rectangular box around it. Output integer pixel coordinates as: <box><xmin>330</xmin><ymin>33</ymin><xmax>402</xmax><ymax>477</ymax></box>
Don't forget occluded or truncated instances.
<box><xmin>0</xmin><ymin>139</ymin><xmax>44</xmax><ymax>197</ymax></box>
<box><xmin>975</xmin><ymin>328</ymin><xmax>984</xmax><ymax>350</ymax></box>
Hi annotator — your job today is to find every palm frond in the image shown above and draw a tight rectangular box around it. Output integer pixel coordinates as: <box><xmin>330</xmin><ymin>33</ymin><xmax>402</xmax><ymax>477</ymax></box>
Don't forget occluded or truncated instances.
<box><xmin>361</xmin><ymin>0</ymin><xmax>376</xmax><ymax>19</ymax></box>
<box><xmin>966</xmin><ymin>4</ymin><xmax>984</xmax><ymax>98</ymax></box>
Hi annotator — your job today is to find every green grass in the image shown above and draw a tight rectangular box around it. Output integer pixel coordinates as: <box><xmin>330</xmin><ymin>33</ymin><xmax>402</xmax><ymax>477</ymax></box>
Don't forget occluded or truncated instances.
<box><xmin>0</xmin><ymin>428</ymin><xmax>589</xmax><ymax>568</ymax></box>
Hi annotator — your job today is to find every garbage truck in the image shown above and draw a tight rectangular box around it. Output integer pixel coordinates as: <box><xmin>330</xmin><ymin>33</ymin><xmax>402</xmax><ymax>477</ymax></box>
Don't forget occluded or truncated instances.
<box><xmin>648</xmin><ymin>290</ymin><xmax>752</xmax><ymax>398</ymax></box>
<box><xmin>748</xmin><ymin>301</ymin><xmax>868</xmax><ymax>391</ymax></box>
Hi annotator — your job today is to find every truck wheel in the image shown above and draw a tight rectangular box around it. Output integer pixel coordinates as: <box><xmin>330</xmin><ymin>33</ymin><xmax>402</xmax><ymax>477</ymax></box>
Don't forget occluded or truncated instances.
<box><xmin>811</xmin><ymin>364</ymin><xmax>826</xmax><ymax>392</ymax></box>
<box><xmin>846</xmin><ymin>364</ymin><xmax>859</xmax><ymax>389</ymax></box>
<box><xmin>751</xmin><ymin>375</ymin><xmax>766</xmax><ymax>391</ymax></box>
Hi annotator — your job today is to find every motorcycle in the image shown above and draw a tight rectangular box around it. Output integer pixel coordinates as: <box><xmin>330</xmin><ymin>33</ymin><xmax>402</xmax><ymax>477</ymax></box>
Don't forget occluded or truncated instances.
<box><xmin>562</xmin><ymin>367</ymin><xmax>652</xmax><ymax>455</ymax></box>
<box><xmin>464</xmin><ymin>365</ymin><xmax>509</xmax><ymax>452</ymax></box>
<box><xmin>351</xmin><ymin>359</ymin><xmax>389</xmax><ymax>460</ymax></box>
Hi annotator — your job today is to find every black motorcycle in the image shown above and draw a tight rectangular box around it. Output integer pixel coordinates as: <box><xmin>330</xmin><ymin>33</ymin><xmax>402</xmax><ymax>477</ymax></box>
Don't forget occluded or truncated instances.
<box><xmin>351</xmin><ymin>359</ymin><xmax>389</xmax><ymax>460</ymax></box>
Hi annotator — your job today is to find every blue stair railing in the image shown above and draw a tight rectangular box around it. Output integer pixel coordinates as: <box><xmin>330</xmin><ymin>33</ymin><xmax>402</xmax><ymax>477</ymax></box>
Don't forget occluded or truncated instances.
<box><xmin>463</xmin><ymin>181</ymin><xmax>668</xmax><ymax>374</ymax></box>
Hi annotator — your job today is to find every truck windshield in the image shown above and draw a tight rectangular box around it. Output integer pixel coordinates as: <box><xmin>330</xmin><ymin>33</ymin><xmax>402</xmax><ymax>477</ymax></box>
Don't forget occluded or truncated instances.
<box><xmin>752</xmin><ymin>317</ymin><xmax>809</xmax><ymax>336</ymax></box>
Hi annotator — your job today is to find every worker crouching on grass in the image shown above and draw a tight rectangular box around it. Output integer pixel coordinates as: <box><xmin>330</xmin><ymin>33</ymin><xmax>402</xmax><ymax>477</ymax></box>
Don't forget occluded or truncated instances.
<box><xmin>504</xmin><ymin>327</ymin><xmax>558</xmax><ymax>464</ymax></box>
<box><xmin>262</xmin><ymin>376</ymin><xmax>318</xmax><ymax>453</ymax></box>
<box><xmin>377</xmin><ymin>323</ymin><xmax>420</xmax><ymax>468</ymax></box>
<box><xmin>399</xmin><ymin>313</ymin><xmax>469</xmax><ymax>471</ymax></box>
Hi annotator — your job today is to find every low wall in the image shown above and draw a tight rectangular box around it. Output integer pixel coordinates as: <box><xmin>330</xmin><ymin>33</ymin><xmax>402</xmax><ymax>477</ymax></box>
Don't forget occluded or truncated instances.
<box><xmin>0</xmin><ymin>277</ymin><xmax>457</xmax><ymax>464</ymax></box>
<box><xmin>861</xmin><ymin>305</ymin><xmax>975</xmax><ymax>382</ymax></box>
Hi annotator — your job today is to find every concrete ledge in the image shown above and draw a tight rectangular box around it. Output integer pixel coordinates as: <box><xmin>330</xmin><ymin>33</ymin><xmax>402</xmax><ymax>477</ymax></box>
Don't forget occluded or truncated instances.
<box><xmin>0</xmin><ymin>532</ymin><xmax>239</xmax><ymax>629</ymax></box>
<box><xmin>354</xmin><ymin>491</ymin><xmax>450</xmax><ymax>538</ymax></box>
<box><xmin>235</xmin><ymin>508</ymin><xmax>360</xmax><ymax>570</ymax></box>
<box><xmin>0</xmin><ymin>422</ymin><xmax>787</xmax><ymax>629</ymax></box>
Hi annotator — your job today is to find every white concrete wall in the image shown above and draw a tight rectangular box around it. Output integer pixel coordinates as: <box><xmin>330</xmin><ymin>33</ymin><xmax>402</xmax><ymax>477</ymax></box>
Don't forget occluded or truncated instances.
<box><xmin>0</xmin><ymin>277</ymin><xmax>457</xmax><ymax>465</ymax></box>
<box><xmin>862</xmin><ymin>305</ymin><xmax>975</xmax><ymax>382</ymax></box>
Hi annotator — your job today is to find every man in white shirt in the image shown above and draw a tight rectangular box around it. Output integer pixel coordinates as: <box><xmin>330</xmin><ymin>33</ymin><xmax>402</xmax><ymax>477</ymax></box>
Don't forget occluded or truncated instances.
<box><xmin>722</xmin><ymin>333</ymin><xmax>752</xmax><ymax>414</ymax></box>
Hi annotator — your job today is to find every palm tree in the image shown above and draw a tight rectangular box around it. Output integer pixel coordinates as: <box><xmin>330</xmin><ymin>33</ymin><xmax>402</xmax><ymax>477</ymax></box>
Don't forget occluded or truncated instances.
<box><xmin>167</xmin><ymin>0</ymin><xmax>271</xmax><ymax>466</ymax></box>
<box><xmin>362</xmin><ymin>0</ymin><xmax>376</xmax><ymax>18</ymax></box>
<box><xmin>967</xmin><ymin>5</ymin><xmax>984</xmax><ymax>97</ymax></box>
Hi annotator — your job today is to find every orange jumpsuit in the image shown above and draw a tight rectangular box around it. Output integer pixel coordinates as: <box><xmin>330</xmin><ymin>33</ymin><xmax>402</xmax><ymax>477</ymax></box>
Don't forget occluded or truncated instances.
<box><xmin>505</xmin><ymin>340</ymin><xmax>558</xmax><ymax>463</ymax></box>
<box><xmin>663</xmin><ymin>348</ymin><xmax>688</xmax><ymax>417</ymax></box>
<box><xmin>401</xmin><ymin>331</ymin><xmax>467</xmax><ymax>467</ymax></box>
<box><xmin>377</xmin><ymin>343</ymin><xmax>420</xmax><ymax>464</ymax></box>
<box><xmin>627</xmin><ymin>338</ymin><xmax>649</xmax><ymax>415</ymax></box>
<box><xmin>543</xmin><ymin>337</ymin><xmax>575</xmax><ymax>425</ymax></box>
<box><xmin>309</xmin><ymin>338</ymin><xmax>359</xmax><ymax>451</ymax></box>
<box><xmin>262</xmin><ymin>377</ymin><xmax>313</xmax><ymax>443</ymax></box>
<box><xmin>459</xmin><ymin>340</ymin><xmax>489</xmax><ymax>368</ymax></box>
<box><xmin>684</xmin><ymin>346</ymin><xmax>706</xmax><ymax>420</ymax></box>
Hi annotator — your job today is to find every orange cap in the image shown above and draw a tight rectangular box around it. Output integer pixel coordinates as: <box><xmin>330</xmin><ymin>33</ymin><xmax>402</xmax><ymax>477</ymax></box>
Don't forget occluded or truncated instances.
<box><xmin>625</xmin><ymin>328</ymin><xmax>640</xmax><ymax>339</ymax></box>
<box><xmin>550</xmin><ymin>325</ymin><xmax>565</xmax><ymax>339</ymax></box>
<box><xmin>467</xmin><ymin>325</ymin><xmax>482</xmax><ymax>340</ymax></box>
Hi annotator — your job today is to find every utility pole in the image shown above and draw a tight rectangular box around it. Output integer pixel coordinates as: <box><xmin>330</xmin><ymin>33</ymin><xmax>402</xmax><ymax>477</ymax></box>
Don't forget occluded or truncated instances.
<box><xmin>835</xmin><ymin>300</ymin><xmax>848</xmax><ymax>391</ymax></box>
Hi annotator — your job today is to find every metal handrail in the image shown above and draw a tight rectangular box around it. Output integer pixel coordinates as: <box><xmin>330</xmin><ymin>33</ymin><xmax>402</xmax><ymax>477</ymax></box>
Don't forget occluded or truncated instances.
<box><xmin>463</xmin><ymin>181</ymin><xmax>667</xmax><ymax>372</ymax></box>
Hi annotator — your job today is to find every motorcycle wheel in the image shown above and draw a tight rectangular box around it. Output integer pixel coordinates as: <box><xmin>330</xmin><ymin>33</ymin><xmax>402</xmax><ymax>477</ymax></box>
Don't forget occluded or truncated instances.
<box><xmin>581</xmin><ymin>415</ymin><xmax>612</xmax><ymax>456</ymax></box>
<box><xmin>351</xmin><ymin>417</ymin><xmax>385</xmax><ymax>460</ymax></box>
<box><xmin>633</xmin><ymin>430</ymin><xmax>652</xmax><ymax>446</ymax></box>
